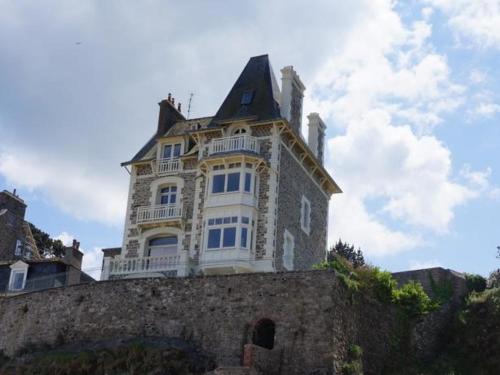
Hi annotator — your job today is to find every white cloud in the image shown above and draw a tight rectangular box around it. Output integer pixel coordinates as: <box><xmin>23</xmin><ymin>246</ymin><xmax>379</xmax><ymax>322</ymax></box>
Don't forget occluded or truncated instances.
<box><xmin>408</xmin><ymin>259</ymin><xmax>442</xmax><ymax>270</ymax></box>
<box><xmin>0</xmin><ymin>148</ymin><xmax>127</xmax><ymax>226</ymax></box>
<box><xmin>472</xmin><ymin>102</ymin><xmax>500</xmax><ymax>118</ymax></box>
<box><xmin>426</xmin><ymin>0</ymin><xmax>500</xmax><ymax>48</ymax></box>
<box><xmin>469</xmin><ymin>69</ymin><xmax>487</xmax><ymax>84</ymax></box>
<box><xmin>55</xmin><ymin>232</ymin><xmax>74</xmax><ymax>246</ymax></box>
<box><xmin>308</xmin><ymin>1</ymin><xmax>484</xmax><ymax>256</ymax></box>
<box><xmin>81</xmin><ymin>246</ymin><xmax>103</xmax><ymax>280</ymax></box>
<box><xmin>460</xmin><ymin>164</ymin><xmax>500</xmax><ymax>200</ymax></box>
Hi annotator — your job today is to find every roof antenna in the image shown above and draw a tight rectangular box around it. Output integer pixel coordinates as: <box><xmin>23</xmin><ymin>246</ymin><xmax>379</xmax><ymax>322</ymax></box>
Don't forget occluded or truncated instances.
<box><xmin>187</xmin><ymin>93</ymin><xmax>194</xmax><ymax>119</ymax></box>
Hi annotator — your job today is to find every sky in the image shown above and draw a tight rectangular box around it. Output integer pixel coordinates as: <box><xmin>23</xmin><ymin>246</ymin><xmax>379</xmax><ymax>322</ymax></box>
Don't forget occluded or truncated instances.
<box><xmin>0</xmin><ymin>0</ymin><xmax>499</xmax><ymax>278</ymax></box>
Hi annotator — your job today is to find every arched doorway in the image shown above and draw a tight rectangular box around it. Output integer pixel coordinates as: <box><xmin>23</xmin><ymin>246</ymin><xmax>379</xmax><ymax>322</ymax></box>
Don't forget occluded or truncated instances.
<box><xmin>252</xmin><ymin>319</ymin><xmax>275</xmax><ymax>350</ymax></box>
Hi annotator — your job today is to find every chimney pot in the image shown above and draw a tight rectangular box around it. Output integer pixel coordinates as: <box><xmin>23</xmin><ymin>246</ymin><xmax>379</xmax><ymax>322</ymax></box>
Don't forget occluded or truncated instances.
<box><xmin>167</xmin><ymin>93</ymin><xmax>172</xmax><ymax>101</ymax></box>
<box><xmin>177</xmin><ymin>103</ymin><xmax>181</xmax><ymax>112</ymax></box>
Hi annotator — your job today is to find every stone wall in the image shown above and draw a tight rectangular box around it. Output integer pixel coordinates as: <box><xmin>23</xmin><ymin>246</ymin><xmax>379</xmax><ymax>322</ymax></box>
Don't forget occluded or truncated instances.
<box><xmin>275</xmin><ymin>145</ymin><xmax>329</xmax><ymax>271</ymax></box>
<box><xmin>0</xmin><ymin>270</ymin><xmax>400</xmax><ymax>375</ymax></box>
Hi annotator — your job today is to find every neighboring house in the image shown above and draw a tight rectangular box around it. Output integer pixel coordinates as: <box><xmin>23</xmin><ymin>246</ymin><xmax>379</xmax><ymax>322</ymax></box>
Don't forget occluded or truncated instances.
<box><xmin>0</xmin><ymin>190</ymin><xmax>94</xmax><ymax>295</ymax></box>
<box><xmin>102</xmin><ymin>54</ymin><xmax>341</xmax><ymax>280</ymax></box>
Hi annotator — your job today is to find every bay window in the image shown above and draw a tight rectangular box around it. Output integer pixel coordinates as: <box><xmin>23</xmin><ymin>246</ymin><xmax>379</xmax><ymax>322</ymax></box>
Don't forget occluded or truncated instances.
<box><xmin>210</xmin><ymin>164</ymin><xmax>255</xmax><ymax>195</ymax></box>
<box><xmin>206</xmin><ymin>216</ymin><xmax>253</xmax><ymax>250</ymax></box>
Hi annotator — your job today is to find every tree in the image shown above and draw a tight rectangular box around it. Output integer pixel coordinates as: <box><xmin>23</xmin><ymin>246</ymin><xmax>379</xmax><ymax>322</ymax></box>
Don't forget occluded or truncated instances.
<box><xmin>327</xmin><ymin>239</ymin><xmax>365</xmax><ymax>268</ymax></box>
<box><xmin>29</xmin><ymin>223</ymin><xmax>65</xmax><ymax>258</ymax></box>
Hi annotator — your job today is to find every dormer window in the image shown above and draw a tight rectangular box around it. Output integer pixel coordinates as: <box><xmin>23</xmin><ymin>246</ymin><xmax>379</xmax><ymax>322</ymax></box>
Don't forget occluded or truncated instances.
<box><xmin>163</xmin><ymin>143</ymin><xmax>181</xmax><ymax>159</ymax></box>
<box><xmin>241</xmin><ymin>90</ymin><xmax>254</xmax><ymax>105</ymax></box>
<box><xmin>233</xmin><ymin>128</ymin><xmax>247</xmax><ymax>135</ymax></box>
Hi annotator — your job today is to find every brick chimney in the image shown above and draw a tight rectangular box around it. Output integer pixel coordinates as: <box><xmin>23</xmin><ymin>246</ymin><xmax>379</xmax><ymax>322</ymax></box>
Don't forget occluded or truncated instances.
<box><xmin>157</xmin><ymin>94</ymin><xmax>186</xmax><ymax>137</ymax></box>
<box><xmin>280</xmin><ymin>66</ymin><xmax>306</xmax><ymax>135</ymax></box>
<box><xmin>307</xmin><ymin>113</ymin><xmax>326</xmax><ymax>164</ymax></box>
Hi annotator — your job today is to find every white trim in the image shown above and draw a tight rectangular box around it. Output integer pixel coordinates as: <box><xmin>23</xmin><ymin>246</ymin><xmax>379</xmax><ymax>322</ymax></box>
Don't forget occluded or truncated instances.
<box><xmin>301</xmin><ymin>195</ymin><xmax>311</xmax><ymax>235</ymax></box>
<box><xmin>8</xmin><ymin>261</ymin><xmax>29</xmax><ymax>291</ymax></box>
<box><xmin>149</xmin><ymin>176</ymin><xmax>185</xmax><ymax>206</ymax></box>
<box><xmin>283</xmin><ymin>229</ymin><xmax>295</xmax><ymax>271</ymax></box>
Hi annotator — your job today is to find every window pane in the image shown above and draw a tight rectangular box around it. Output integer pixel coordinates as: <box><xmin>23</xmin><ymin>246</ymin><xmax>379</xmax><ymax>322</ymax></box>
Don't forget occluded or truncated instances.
<box><xmin>241</xmin><ymin>228</ymin><xmax>248</xmax><ymax>248</ymax></box>
<box><xmin>149</xmin><ymin>236</ymin><xmax>178</xmax><ymax>246</ymax></box>
<box><xmin>173</xmin><ymin>144</ymin><xmax>181</xmax><ymax>157</ymax></box>
<box><xmin>244</xmin><ymin>173</ymin><xmax>251</xmax><ymax>192</ymax></box>
<box><xmin>212</xmin><ymin>175</ymin><xmax>225</xmax><ymax>193</ymax></box>
<box><xmin>163</xmin><ymin>145</ymin><xmax>172</xmax><ymax>158</ymax></box>
<box><xmin>160</xmin><ymin>195</ymin><xmax>170</xmax><ymax>205</ymax></box>
<box><xmin>161</xmin><ymin>187</ymin><xmax>170</xmax><ymax>193</ymax></box>
<box><xmin>171</xmin><ymin>186</ymin><xmax>177</xmax><ymax>192</ymax></box>
<box><xmin>242</xmin><ymin>217</ymin><xmax>250</xmax><ymax>224</ymax></box>
<box><xmin>169</xmin><ymin>194</ymin><xmax>176</xmax><ymax>204</ymax></box>
<box><xmin>227</xmin><ymin>173</ymin><xmax>240</xmax><ymax>192</ymax></box>
<box><xmin>231</xmin><ymin>216</ymin><xmax>238</xmax><ymax>223</ymax></box>
<box><xmin>215</xmin><ymin>218</ymin><xmax>223</xmax><ymax>225</ymax></box>
<box><xmin>223</xmin><ymin>217</ymin><xmax>231</xmax><ymax>224</ymax></box>
<box><xmin>223</xmin><ymin>227</ymin><xmax>236</xmax><ymax>247</ymax></box>
<box><xmin>208</xmin><ymin>229</ymin><xmax>221</xmax><ymax>249</ymax></box>
<box><xmin>208</xmin><ymin>218</ymin><xmax>215</xmax><ymax>226</ymax></box>
<box><xmin>13</xmin><ymin>273</ymin><xmax>24</xmax><ymax>290</ymax></box>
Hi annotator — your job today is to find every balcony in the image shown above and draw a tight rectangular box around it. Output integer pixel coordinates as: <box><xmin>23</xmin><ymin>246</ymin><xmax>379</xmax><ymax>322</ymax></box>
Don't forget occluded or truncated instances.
<box><xmin>200</xmin><ymin>248</ymin><xmax>254</xmax><ymax>275</ymax></box>
<box><xmin>136</xmin><ymin>204</ymin><xmax>182</xmax><ymax>225</ymax></box>
<box><xmin>106</xmin><ymin>254</ymin><xmax>184</xmax><ymax>277</ymax></box>
<box><xmin>208</xmin><ymin>135</ymin><xmax>259</xmax><ymax>156</ymax></box>
<box><xmin>156</xmin><ymin>158</ymin><xmax>181</xmax><ymax>176</ymax></box>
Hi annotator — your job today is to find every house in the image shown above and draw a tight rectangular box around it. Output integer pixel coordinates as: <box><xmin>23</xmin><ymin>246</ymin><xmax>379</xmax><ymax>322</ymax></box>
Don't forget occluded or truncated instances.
<box><xmin>101</xmin><ymin>55</ymin><xmax>341</xmax><ymax>280</ymax></box>
<box><xmin>0</xmin><ymin>190</ymin><xmax>94</xmax><ymax>294</ymax></box>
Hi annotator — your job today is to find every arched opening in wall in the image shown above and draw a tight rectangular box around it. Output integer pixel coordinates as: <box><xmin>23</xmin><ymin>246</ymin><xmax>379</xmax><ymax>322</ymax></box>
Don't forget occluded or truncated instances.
<box><xmin>148</xmin><ymin>236</ymin><xmax>178</xmax><ymax>257</ymax></box>
<box><xmin>252</xmin><ymin>319</ymin><xmax>275</xmax><ymax>350</ymax></box>
<box><xmin>233</xmin><ymin>127</ymin><xmax>247</xmax><ymax>135</ymax></box>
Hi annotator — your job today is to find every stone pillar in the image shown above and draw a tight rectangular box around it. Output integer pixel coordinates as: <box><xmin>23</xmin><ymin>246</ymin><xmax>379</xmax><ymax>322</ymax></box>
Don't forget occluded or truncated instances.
<box><xmin>280</xmin><ymin>66</ymin><xmax>305</xmax><ymax>135</ymax></box>
<box><xmin>307</xmin><ymin>113</ymin><xmax>326</xmax><ymax>164</ymax></box>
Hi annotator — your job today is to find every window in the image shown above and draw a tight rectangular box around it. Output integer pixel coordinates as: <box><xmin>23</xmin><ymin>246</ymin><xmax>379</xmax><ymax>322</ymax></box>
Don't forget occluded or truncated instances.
<box><xmin>301</xmin><ymin>196</ymin><xmax>311</xmax><ymax>234</ymax></box>
<box><xmin>210</xmin><ymin>164</ymin><xmax>255</xmax><ymax>195</ymax></box>
<box><xmin>159</xmin><ymin>186</ymin><xmax>177</xmax><ymax>205</ymax></box>
<box><xmin>283</xmin><ymin>230</ymin><xmax>294</xmax><ymax>270</ymax></box>
<box><xmin>241</xmin><ymin>90</ymin><xmax>254</xmax><ymax>105</ymax></box>
<box><xmin>212</xmin><ymin>175</ymin><xmax>226</xmax><ymax>193</ymax></box>
<box><xmin>244</xmin><ymin>173</ymin><xmax>252</xmax><ymax>192</ymax></box>
<box><xmin>163</xmin><ymin>143</ymin><xmax>182</xmax><ymax>159</ymax></box>
<box><xmin>233</xmin><ymin>127</ymin><xmax>247</xmax><ymax>135</ymax></box>
<box><xmin>14</xmin><ymin>240</ymin><xmax>22</xmax><ymax>256</ymax></box>
<box><xmin>227</xmin><ymin>173</ymin><xmax>240</xmax><ymax>192</ymax></box>
<box><xmin>206</xmin><ymin>216</ymin><xmax>252</xmax><ymax>250</ymax></box>
<box><xmin>148</xmin><ymin>236</ymin><xmax>178</xmax><ymax>257</ymax></box>
<box><xmin>9</xmin><ymin>270</ymin><xmax>26</xmax><ymax>291</ymax></box>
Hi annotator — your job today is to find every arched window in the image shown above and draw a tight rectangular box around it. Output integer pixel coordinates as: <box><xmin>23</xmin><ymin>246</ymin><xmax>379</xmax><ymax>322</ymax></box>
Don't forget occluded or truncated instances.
<box><xmin>148</xmin><ymin>236</ymin><xmax>178</xmax><ymax>257</ymax></box>
<box><xmin>158</xmin><ymin>186</ymin><xmax>177</xmax><ymax>205</ymax></box>
<box><xmin>252</xmin><ymin>319</ymin><xmax>275</xmax><ymax>350</ymax></box>
<box><xmin>233</xmin><ymin>127</ymin><xmax>247</xmax><ymax>135</ymax></box>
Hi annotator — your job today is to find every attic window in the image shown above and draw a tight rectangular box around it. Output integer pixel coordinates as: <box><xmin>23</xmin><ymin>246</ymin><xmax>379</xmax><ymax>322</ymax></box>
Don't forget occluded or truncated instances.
<box><xmin>241</xmin><ymin>90</ymin><xmax>254</xmax><ymax>105</ymax></box>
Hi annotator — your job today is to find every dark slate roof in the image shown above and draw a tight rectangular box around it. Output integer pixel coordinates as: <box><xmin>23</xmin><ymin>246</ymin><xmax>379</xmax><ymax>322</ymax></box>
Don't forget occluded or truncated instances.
<box><xmin>210</xmin><ymin>55</ymin><xmax>281</xmax><ymax>126</ymax></box>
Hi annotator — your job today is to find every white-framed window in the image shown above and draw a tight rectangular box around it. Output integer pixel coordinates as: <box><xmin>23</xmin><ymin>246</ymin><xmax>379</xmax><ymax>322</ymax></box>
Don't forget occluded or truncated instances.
<box><xmin>283</xmin><ymin>230</ymin><xmax>294</xmax><ymax>270</ymax></box>
<box><xmin>206</xmin><ymin>215</ymin><xmax>253</xmax><ymax>250</ymax></box>
<box><xmin>300</xmin><ymin>195</ymin><xmax>311</xmax><ymax>235</ymax></box>
<box><xmin>8</xmin><ymin>261</ymin><xmax>29</xmax><ymax>292</ymax></box>
<box><xmin>147</xmin><ymin>236</ymin><xmax>178</xmax><ymax>257</ymax></box>
<box><xmin>210</xmin><ymin>163</ymin><xmax>254</xmax><ymax>195</ymax></box>
<box><xmin>14</xmin><ymin>239</ymin><xmax>22</xmax><ymax>256</ymax></box>
<box><xmin>158</xmin><ymin>185</ymin><xmax>177</xmax><ymax>205</ymax></box>
<box><xmin>162</xmin><ymin>143</ymin><xmax>182</xmax><ymax>159</ymax></box>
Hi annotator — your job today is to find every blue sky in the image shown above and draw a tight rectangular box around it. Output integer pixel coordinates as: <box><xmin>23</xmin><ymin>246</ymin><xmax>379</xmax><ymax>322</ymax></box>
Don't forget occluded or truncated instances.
<box><xmin>0</xmin><ymin>0</ymin><xmax>499</xmax><ymax>278</ymax></box>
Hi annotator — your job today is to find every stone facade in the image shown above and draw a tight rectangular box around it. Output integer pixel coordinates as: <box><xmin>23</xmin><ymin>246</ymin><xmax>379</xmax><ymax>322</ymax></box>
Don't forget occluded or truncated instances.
<box><xmin>0</xmin><ymin>191</ymin><xmax>27</xmax><ymax>261</ymax></box>
<box><xmin>104</xmin><ymin>56</ymin><xmax>340</xmax><ymax>280</ymax></box>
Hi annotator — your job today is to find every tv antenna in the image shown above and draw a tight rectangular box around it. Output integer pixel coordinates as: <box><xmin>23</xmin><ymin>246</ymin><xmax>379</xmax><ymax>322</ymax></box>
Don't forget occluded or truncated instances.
<box><xmin>187</xmin><ymin>93</ymin><xmax>194</xmax><ymax>119</ymax></box>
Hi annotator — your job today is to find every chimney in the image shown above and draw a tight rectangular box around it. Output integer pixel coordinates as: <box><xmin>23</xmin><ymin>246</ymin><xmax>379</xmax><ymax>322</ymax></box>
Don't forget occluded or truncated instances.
<box><xmin>157</xmin><ymin>94</ymin><xmax>186</xmax><ymax>137</ymax></box>
<box><xmin>280</xmin><ymin>66</ymin><xmax>306</xmax><ymax>135</ymax></box>
<box><xmin>307</xmin><ymin>113</ymin><xmax>326</xmax><ymax>164</ymax></box>
<box><xmin>0</xmin><ymin>190</ymin><xmax>26</xmax><ymax>220</ymax></box>
<box><xmin>63</xmin><ymin>239</ymin><xmax>83</xmax><ymax>270</ymax></box>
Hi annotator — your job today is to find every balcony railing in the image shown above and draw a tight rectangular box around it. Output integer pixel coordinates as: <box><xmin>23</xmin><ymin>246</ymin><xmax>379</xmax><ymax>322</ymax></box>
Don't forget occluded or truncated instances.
<box><xmin>156</xmin><ymin>158</ymin><xmax>181</xmax><ymax>176</ymax></box>
<box><xmin>107</xmin><ymin>254</ymin><xmax>181</xmax><ymax>276</ymax></box>
<box><xmin>208</xmin><ymin>135</ymin><xmax>259</xmax><ymax>156</ymax></box>
<box><xmin>136</xmin><ymin>204</ymin><xmax>182</xmax><ymax>224</ymax></box>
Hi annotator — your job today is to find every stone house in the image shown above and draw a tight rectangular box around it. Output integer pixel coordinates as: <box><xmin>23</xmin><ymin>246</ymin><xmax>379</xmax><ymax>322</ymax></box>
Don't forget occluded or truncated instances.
<box><xmin>102</xmin><ymin>55</ymin><xmax>341</xmax><ymax>280</ymax></box>
<box><xmin>0</xmin><ymin>190</ymin><xmax>94</xmax><ymax>294</ymax></box>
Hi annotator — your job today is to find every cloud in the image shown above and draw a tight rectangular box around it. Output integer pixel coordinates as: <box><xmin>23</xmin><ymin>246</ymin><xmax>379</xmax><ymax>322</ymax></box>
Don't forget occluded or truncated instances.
<box><xmin>81</xmin><ymin>246</ymin><xmax>103</xmax><ymax>280</ymax></box>
<box><xmin>55</xmin><ymin>232</ymin><xmax>74</xmax><ymax>246</ymax></box>
<box><xmin>0</xmin><ymin>148</ymin><xmax>127</xmax><ymax>225</ymax></box>
<box><xmin>460</xmin><ymin>164</ymin><xmax>500</xmax><ymax>200</ymax></box>
<box><xmin>426</xmin><ymin>0</ymin><xmax>500</xmax><ymax>48</ymax></box>
<box><xmin>471</xmin><ymin>102</ymin><xmax>500</xmax><ymax>118</ymax></box>
<box><xmin>309</xmin><ymin>1</ymin><xmax>483</xmax><ymax>256</ymax></box>
<box><xmin>408</xmin><ymin>259</ymin><xmax>442</xmax><ymax>270</ymax></box>
<box><xmin>469</xmin><ymin>70</ymin><xmax>487</xmax><ymax>84</ymax></box>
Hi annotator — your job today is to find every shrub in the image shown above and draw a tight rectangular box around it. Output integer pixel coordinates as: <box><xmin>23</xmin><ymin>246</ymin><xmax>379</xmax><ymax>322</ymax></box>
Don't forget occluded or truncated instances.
<box><xmin>465</xmin><ymin>273</ymin><xmax>486</xmax><ymax>293</ymax></box>
<box><xmin>342</xmin><ymin>344</ymin><xmax>364</xmax><ymax>375</ymax></box>
<box><xmin>392</xmin><ymin>281</ymin><xmax>436</xmax><ymax>319</ymax></box>
<box><xmin>487</xmin><ymin>269</ymin><xmax>500</xmax><ymax>289</ymax></box>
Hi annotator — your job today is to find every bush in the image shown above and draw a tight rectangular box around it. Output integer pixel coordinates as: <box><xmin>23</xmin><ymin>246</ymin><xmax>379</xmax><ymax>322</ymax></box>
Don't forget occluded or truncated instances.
<box><xmin>392</xmin><ymin>281</ymin><xmax>436</xmax><ymax>319</ymax></box>
<box><xmin>487</xmin><ymin>269</ymin><xmax>500</xmax><ymax>289</ymax></box>
<box><xmin>465</xmin><ymin>273</ymin><xmax>486</xmax><ymax>293</ymax></box>
<box><xmin>342</xmin><ymin>344</ymin><xmax>363</xmax><ymax>375</ymax></box>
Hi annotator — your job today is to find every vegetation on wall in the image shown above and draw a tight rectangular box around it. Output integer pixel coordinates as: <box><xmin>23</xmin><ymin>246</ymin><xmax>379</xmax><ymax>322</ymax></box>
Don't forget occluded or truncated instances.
<box><xmin>327</xmin><ymin>240</ymin><xmax>365</xmax><ymax>268</ymax></box>
<box><xmin>464</xmin><ymin>273</ymin><xmax>487</xmax><ymax>293</ymax></box>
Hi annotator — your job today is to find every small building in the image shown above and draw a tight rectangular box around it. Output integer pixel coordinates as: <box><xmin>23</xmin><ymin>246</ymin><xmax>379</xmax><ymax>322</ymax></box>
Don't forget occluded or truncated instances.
<box><xmin>102</xmin><ymin>55</ymin><xmax>341</xmax><ymax>280</ymax></box>
<box><xmin>0</xmin><ymin>190</ymin><xmax>94</xmax><ymax>295</ymax></box>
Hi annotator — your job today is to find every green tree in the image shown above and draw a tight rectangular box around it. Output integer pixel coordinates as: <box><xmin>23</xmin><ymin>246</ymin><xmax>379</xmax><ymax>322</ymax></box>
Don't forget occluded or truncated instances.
<box><xmin>327</xmin><ymin>239</ymin><xmax>365</xmax><ymax>268</ymax></box>
<box><xmin>29</xmin><ymin>223</ymin><xmax>65</xmax><ymax>258</ymax></box>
